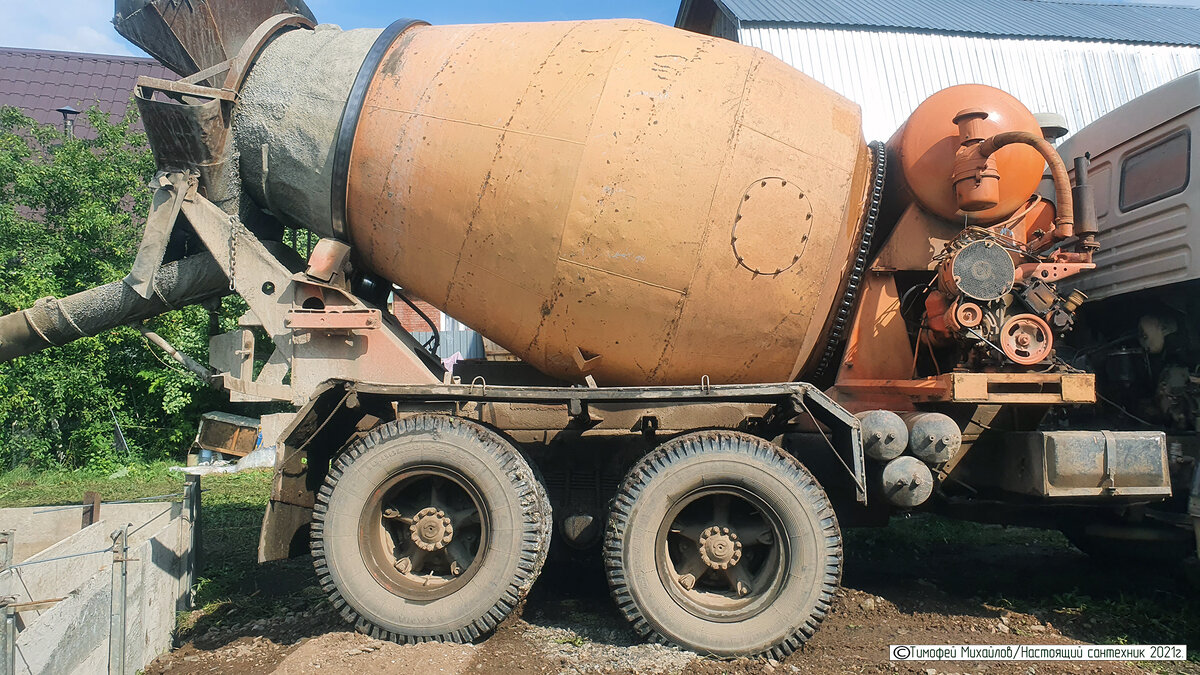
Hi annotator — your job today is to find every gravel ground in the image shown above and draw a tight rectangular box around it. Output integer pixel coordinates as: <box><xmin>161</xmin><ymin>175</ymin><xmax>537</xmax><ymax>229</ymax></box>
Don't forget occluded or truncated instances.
<box><xmin>147</xmin><ymin>518</ymin><xmax>1200</xmax><ymax>675</ymax></box>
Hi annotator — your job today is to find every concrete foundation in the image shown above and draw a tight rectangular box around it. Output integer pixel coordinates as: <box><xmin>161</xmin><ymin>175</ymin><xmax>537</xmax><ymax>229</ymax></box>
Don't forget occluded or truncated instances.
<box><xmin>0</xmin><ymin>478</ymin><xmax>198</xmax><ymax>675</ymax></box>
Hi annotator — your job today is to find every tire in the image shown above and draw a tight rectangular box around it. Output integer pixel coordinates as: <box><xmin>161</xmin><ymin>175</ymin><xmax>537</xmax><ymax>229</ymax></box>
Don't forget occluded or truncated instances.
<box><xmin>604</xmin><ymin>430</ymin><xmax>841</xmax><ymax>658</ymax></box>
<box><xmin>1062</xmin><ymin>522</ymin><xmax>1196</xmax><ymax>565</ymax></box>
<box><xmin>312</xmin><ymin>414</ymin><xmax>551</xmax><ymax>643</ymax></box>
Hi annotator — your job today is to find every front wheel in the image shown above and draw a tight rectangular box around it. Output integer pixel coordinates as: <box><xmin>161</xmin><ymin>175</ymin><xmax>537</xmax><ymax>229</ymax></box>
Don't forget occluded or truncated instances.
<box><xmin>312</xmin><ymin>414</ymin><xmax>551</xmax><ymax>643</ymax></box>
<box><xmin>604</xmin><ymin>430</ymin><xmax>841</xmax><ymax>658</ymax></box>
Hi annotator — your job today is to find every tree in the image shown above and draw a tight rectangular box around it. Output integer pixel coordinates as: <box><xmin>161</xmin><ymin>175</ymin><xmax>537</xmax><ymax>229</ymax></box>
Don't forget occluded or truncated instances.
<box><xmin>0</xmin><ymin>106</ymin><xmax>220</xmax><ymax>471</ymax></box>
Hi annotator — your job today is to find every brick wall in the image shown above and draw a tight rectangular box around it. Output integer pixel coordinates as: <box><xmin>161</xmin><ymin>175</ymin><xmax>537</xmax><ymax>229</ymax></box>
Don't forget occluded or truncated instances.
<box><xmin>392</xmin><ymin>296</ymin><xmax>442</xmax><ymax>333</ymax></box>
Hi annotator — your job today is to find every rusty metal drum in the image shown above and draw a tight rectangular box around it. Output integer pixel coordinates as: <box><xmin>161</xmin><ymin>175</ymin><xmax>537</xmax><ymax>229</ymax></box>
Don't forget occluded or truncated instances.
<box><xmin>239</xmin><ymin>19</ymin><xmax>873</xmax><ymax>385</ymax></box>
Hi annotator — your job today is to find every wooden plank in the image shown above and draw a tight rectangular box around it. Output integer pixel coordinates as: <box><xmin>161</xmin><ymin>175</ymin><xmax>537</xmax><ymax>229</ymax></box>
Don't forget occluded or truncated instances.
<box><xmin>842</xmin><ymin>371</ymin><xmax>1097</xmax><ymax>404</ymax></box>
<box><xmin>8</xmin><ymin>598</ymin><xmax>63</xmax><ymax>613</ymax></box>
<box><xmin>1061</xmin><ymin>373</ymin><xmax>1098</xmax><ymax>402</ymax></box>
<box><xmin>81</xmin><ymin>492</ymin><xmax>100</xmax><ymax>528</ymax></box>
<box><xmin>951</xmin><ymin>373</ymin><xmax>989</xmax><ymax>401</ymax></box>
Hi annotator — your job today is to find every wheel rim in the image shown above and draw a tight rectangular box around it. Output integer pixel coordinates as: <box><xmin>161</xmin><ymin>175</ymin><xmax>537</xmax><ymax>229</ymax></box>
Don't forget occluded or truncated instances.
<box><xmin>655</xmin><ymin>485</ymin><xmax>788</xmax><ymax>623</ymax></box>
<box><xmin>358</xmin><ymin>465</ymin><xmax>490</xmax><ymax>601</ymax></box>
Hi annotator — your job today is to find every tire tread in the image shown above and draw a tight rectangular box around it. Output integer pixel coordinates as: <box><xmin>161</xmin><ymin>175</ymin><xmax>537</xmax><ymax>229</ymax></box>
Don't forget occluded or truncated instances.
<box><xmin>603</xmin><ymin>430</ymin><xmax>842</xmax><ymax>658</ymax></box>
<box><xmin>311</xmin><ymin>414</ymin><xmax>551</xmax><ymax>645</ymax></box>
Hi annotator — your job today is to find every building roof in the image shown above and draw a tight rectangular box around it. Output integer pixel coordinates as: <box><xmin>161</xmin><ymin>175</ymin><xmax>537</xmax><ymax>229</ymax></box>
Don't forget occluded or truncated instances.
<box><xmin>0</xmin><ymin>46</ymin><xmax>173</xmax><ymax>137</ymax></box>
<box><xmin>677</xmin><ymin>0</ymin><xmax>1200</xmax><ymax>47</ymax></box>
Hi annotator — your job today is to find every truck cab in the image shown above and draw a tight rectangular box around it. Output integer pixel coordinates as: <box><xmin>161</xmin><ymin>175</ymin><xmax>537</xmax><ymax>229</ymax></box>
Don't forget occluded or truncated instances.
<box><xmin>1053</xmin><ymin>70</ymin><xmax>1200</xmax><ymax>558</ymax></box>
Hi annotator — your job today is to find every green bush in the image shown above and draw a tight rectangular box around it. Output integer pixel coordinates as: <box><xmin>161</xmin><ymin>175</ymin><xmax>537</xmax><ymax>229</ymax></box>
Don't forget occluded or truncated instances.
<box><xmin>0</xmin><ymin>106</ymin><xmax>220</xmax><ymax>471</ymax></box>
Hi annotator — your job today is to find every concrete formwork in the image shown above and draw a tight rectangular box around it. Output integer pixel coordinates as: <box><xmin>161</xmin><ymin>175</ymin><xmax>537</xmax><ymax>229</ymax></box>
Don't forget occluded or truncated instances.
<box><xmin>0</xmin><ymin>477</ymin><xmax>198</xmax><ymax>675</ymax></box>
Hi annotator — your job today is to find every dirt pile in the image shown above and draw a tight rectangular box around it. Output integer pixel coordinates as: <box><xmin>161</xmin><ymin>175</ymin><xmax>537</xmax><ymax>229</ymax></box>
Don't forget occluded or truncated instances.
<box><xmin>148</xmin><ymin>584</ymin><xmax>1166</xmax><ymax>675</ymax></box>
<box><xmin>148</xmin><ymin>516</ymin><xmax>1199</xmax><ymax>675</ymax></box>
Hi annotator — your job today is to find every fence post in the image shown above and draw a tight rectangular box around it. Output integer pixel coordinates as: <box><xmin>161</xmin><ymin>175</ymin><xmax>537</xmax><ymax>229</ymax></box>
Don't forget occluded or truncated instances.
<box><xmin>82</xmin><ymin>492</ymin><xmax>101</xmax><ymax>528</ymax></box>
<box><xmin>0</xmin><ymin>531</ymin><xmax>12</xmax><ymax>572</ymax></box>
<box><xmin>108</xmin><ymin>525</ymin><xmax>128</xmax><ymax>675</ymax></box>
<box><xmin>0</xmin><ymin>604</ymin><xmax>14</xmax><ymax>675</ymax></box>
<box><xmin>180</xmin><ymin>475</ymin><xmax>201</xmax><ymax>610</ymax></box>
<box><xmin>0</xmin><ymin>529</ymin><xmax>12</xmax><ymax>675</ymax></box>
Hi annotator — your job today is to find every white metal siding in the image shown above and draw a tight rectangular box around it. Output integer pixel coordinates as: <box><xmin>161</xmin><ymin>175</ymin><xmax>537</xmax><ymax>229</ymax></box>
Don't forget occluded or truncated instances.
<box><xmin>411</xmin><ymin>330</ymin><xmax>486</xmax><ymax>360</ymax></box>
<box><xmin>738</xmin><ymin>25</ymin><xmax>1200</xmax><ymax>142</ymax></box>
<box><xmin>718</xmin><ymin>0</ymin><xmax>1200</xmax><ymax>47</ymax></box>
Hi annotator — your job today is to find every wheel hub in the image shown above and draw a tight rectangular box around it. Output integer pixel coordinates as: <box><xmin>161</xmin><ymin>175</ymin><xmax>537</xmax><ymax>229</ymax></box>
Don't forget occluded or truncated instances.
<box><xmin>697</xmin><ymin>526</ymin><xmax>742</xmax><ymax>569</ymax></box>
<box><xmin>411</xmin><ymin>507</ymin><xmax>454</xmax><ymax>551</ymax></box>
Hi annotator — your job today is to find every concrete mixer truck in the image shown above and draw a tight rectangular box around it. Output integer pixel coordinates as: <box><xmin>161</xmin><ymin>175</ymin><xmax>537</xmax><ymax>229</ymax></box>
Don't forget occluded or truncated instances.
<box><xmin>0</xmin><ymin>0</ymin><xmax>1183</xmax><ymax>658</ymax></box>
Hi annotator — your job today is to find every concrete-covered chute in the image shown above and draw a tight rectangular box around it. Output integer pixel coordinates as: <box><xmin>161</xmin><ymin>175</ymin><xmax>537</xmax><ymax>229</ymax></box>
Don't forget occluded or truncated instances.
<box><xmin>0</xmin><ymin>254</ymin><xmax>228</xmax><ymax>363</ymax></box>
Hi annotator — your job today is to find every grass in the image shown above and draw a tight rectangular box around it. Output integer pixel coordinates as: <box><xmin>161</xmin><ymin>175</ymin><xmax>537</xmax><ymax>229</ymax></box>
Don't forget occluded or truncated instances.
<box><xmin>174</xmin><ymin>469</ymin><xmax>326</xmax><ymax>637</ymax></box>
<box><xmin>845</xmin><ymin>514</ymin><xmax>1200</xmax><ymax>662</ymax></box>
<box><xmin>0</xmin><ymin>462</ymin><xmax>184</xmax><ymax>507</ymax></box>
<box><xmin>0</xmin><ymin>463</ymin><xmax>325</xmax><ymax>641</ymax></box>
<box><xmin>845</xmin><ymin>511</ymin><xmax>1072</xmax><ymax>552</ymax></box>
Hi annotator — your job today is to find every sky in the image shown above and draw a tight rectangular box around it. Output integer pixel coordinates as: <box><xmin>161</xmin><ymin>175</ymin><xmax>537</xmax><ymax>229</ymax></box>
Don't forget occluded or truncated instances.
<box><xmin>0</xmin><ymin>1</ymin><xmax>682</xmax><ymax>57</ymax></box>
<box><xmin>5</xmin><ymin>0</ymin><xmax>1200</xmax><ymax>57</ymax></box>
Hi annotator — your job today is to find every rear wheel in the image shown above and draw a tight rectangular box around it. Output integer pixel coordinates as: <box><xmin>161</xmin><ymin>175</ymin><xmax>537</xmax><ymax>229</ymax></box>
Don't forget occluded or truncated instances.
<box><xmin>605</xmin><ymin>430</ymin><xmax>841</xmax><ymax>658</ymax></box>
<box><xmin>312</xmin><ymin>414</ymin><xmax>551</xmax><ymax>642</ymax></box>
<box><xmin>1062</xmin><ymin>521</ymin><xmax>1196</xmax><ymax>564</ymax></box>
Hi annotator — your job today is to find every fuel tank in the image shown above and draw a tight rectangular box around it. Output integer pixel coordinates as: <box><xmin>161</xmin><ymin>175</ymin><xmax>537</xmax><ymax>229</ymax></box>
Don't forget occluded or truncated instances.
<box><xmin>237</xmin><ymin>20</ymin><xmax>873</xmax><ymax>385</ymax></box>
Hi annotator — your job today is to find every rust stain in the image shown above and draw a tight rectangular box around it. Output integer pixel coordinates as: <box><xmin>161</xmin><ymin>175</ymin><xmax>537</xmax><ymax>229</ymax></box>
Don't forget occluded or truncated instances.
<box><xmin>646</xmin><ymin>52</ymin><xmax>758</xmax><ymax>381</ymax></box>
<box><xmin>442</xmin><ymin>23</ymin><xmax>582</xmax><ymax>308</ymax></box>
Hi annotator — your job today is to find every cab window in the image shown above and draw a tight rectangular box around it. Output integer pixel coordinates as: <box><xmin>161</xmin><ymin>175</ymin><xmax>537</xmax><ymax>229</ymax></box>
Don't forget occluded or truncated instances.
<box><xmin>1120</xmin><ymin>130</ymin><xmax>1190</xmax><ymax>212</ymax></box>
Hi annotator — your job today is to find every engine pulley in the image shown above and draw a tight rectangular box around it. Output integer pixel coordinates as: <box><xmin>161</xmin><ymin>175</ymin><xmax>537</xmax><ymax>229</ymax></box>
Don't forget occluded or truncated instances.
<box><xmin>1000</xmin><ymin>313</ymin><xmax>1053</xmax><ymax>365</ymax></box>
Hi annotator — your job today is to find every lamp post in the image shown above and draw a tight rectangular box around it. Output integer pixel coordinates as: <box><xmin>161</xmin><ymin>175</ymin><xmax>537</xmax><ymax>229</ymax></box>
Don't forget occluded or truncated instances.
<box><xmin>55</xmin><ymin>106</ymin><xmax>80</xmax><ymax>138</ymax></box>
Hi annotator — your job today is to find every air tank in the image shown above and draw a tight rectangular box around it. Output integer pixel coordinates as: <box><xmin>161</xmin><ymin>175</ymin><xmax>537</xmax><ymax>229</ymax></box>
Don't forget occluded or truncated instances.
<box><xmin>879</xmin><ymin>456</ymin><xmax>934</xmax><ymax>509</ymax></box>
<box><xmin>900</xmin><ymin>412</ymin><xmax>963</xmax><ymax>465</ymax></box>
<box><xmin>235</xmin><ymin>20</ymin><xmax>874</xmax><ymax>385</ymax></box>
<box><xmin>856</xmin><ymin>410</ymin><xmax>909</xmax><ymax>461</ymax></box>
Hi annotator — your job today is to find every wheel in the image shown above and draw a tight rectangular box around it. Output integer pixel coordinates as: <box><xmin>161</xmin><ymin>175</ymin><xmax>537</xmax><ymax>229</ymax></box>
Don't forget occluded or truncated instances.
<box><xmin>604</xmin><ymin>430</ymin><xmax>841</xmax><ymax>658</ymax></box>
<box><xmin>1062</xmin><ymin>522</ymin><xmax>1196</xmax><ymax>564</ymax></box>
<box><xmin>312</xmin><ymin>414</ymin><xmax>551</xmax><ymax>642</ymax></box>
